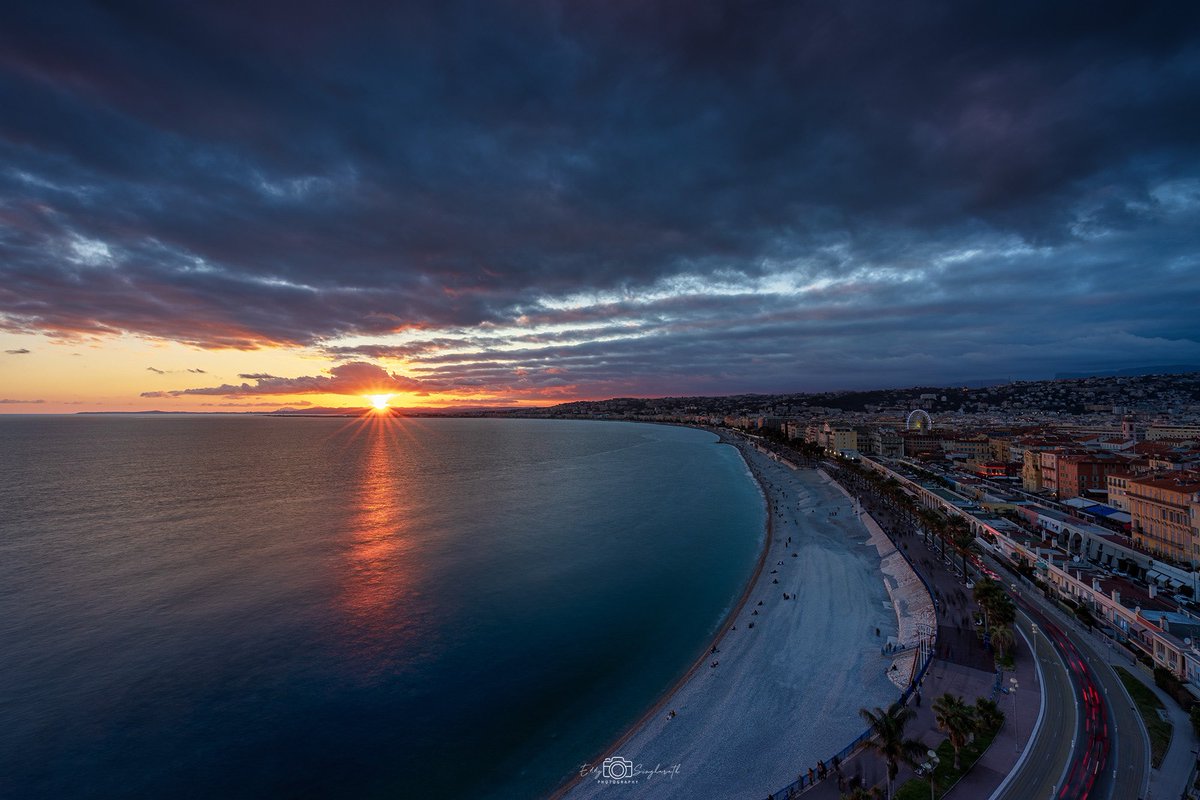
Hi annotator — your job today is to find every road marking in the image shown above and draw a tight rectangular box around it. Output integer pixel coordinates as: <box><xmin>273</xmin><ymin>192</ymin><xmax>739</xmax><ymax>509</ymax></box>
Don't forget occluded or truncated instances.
<box><xmin>988</xmin><ymin>618</ymin><xmax>1050</xmax><ymax>800</ymax></box>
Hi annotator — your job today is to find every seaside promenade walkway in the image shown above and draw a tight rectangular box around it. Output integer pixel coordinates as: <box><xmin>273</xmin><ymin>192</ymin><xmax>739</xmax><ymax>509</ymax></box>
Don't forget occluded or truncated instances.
<box><xmin>795</xmin><ymin>489</ymin><xmax>1042</xmax><ymax>800</ymax></box>
<box><xmin>558</xmin><ymin>434</ymin><xmax>903</xmax><ymax>800</ymax></box>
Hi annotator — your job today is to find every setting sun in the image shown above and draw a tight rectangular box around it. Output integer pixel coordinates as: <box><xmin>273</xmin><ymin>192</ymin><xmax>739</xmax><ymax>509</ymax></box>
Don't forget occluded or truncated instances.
<box><xmin>368</xmin><ymin>394</ymin><xmax>392</xmax><ymax>411</ymax></box>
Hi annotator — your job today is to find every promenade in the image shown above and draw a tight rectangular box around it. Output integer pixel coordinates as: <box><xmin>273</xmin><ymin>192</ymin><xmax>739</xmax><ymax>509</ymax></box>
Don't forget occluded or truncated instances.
<box><xmin>560</xmin><ymin>434</ymin><xmax>904</xmax><ymax>799</ymax></box>
<box><xmin>797</xmin><ymin>484</ymin><xmax>1041</xmax><ymax>799</ymax></box>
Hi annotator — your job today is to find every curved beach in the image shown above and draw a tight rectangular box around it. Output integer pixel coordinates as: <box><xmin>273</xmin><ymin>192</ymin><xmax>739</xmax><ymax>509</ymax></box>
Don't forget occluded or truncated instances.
<box><xmin>558</xmin><ymin>433</ymin><xmax>908</xmax><ymax>799</ymax></box>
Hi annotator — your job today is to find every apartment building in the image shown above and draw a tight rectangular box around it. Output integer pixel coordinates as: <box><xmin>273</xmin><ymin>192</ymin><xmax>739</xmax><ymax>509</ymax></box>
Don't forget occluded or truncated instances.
<box><xmin>1129</xmin><ymin>473</ymin><xmax>1200</xmax><ymax>565</ymax></box>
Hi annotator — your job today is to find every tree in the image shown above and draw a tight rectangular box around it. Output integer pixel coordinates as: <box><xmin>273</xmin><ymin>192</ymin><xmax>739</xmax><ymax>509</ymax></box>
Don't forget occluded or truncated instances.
<box><xmin>972</xmin><ymin>578</ymin><xmax>1015</xmax><ymax>637</ymax></box>
<box><xmin>972</xmin><ymin>579</ymin><xmax>1004</xmax><ymax>631</ymax></box>
<box><xmin>946</xmin><ymin>517</ymin><xmax>975</xmax><ymax>577</ymax></box>
<box><xmin>932</xmin><ymin>693</ymin><xmax>977</xmax><ymax>769</ymax></box>
<box><xmin>974</xmin><ymin>697</ymin><xmax>1005</xmax><ymax>735</ymax></box>
<box><xmin>989</xmin><ymin>594</ymin><xmax>1016</xmax><ymax>627</ymax></box>
<box><xmin>918</xmin><ymin>508</ymin><xmax>943</xmax><ymax>549</ymax></box>
<box><xmin>859</xmin><ymin>704</ymin><xmax>926</xmax><ymax>800</ymax></box>
<box><xmin>990</xmin><ymin>624</ymin><xmax>1015</xmax><ymax>661</ymax></box>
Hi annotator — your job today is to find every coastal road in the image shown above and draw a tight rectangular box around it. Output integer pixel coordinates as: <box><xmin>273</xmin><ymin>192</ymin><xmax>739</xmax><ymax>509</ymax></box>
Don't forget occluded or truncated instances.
<box><xmin>993</xmin><ymin>610</ymin><xmax>1078</xmax><ymax>800</ymax></box>
<box><xmin>1005</xmin><ymin>577</ymin><xmax>1148</xmax><ymax>800</ymax></box>
<box><xmin>1022</xmin><ymin>602</ymin><xmax>1109</xmax><ymax>800</ymax></box>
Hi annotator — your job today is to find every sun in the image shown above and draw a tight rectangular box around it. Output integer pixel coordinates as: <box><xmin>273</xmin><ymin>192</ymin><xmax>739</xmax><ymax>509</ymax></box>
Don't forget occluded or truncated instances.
<box><xmin>367</xmin><ymin>394</ymin><xmax>392</xmax><ymax>411</ymax></box>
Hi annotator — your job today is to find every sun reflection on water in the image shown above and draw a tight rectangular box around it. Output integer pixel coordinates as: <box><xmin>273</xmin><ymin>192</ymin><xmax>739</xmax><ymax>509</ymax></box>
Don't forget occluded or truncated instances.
<box><xmin>339</xmin><ymin>413</ymin><xmax>420</xmax><ymax>669</ymax></box>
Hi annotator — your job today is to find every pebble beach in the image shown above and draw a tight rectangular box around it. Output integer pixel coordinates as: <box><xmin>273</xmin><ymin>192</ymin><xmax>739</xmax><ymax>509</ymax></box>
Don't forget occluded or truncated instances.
<box><xmin>559</xmin><ymin>434</ymin><xmax>930</xmax><ymax>799</ymax></box>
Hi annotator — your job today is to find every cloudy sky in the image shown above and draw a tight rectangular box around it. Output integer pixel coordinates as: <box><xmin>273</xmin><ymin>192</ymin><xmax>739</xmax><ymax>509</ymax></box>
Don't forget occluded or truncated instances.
<box><xmin>2</xmin><ymin>1</ymin><xmax>1199</xmax><ymax>411</ymax></box>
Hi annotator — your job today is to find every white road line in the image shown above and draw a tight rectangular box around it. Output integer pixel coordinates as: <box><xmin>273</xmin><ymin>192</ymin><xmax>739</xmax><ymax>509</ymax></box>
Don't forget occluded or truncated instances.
<box><xmin>989</xmin><ymin>617</ymin><xmax>1049</xmax><ymax>800</ymax></box>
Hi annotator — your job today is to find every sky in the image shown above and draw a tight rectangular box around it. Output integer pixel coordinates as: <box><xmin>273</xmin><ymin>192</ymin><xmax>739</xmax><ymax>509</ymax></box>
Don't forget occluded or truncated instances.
<box><xmin>2</xmin><ymin>1</ymin><xmax>1200</xmax><ymax>412</ymax></box>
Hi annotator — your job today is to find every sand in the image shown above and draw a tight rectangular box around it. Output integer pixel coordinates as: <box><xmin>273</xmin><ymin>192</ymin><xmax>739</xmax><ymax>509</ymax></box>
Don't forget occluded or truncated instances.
<box><xmin>560</xmin><ymin>436</ymin><xmax>923</xmax><ymax>800</ymax></box>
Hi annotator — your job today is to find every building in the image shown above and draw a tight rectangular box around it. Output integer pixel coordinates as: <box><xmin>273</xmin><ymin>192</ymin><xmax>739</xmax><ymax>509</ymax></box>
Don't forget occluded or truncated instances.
<box><xmin>819</xmin><ymin>422</ymin><xmax>858</xmax><ymax>453</ymax></box>
<box><xmin>1108</xmin><ymin>472</ymin><xmax>1134</xmax><ymax>512</ymax></box>
<box><xmin>988</xmin><ymin>436</ymin><xmax>1014</xmax><ymax>463</ymax></box>
<box><xmin>1128</xmin><ymin>473</ymin><xmax>1200</xmax><ymax>565</ymax></box>
<box><xmin>1039</xmin><ymin>450</ymin><xmax>1062</xmax><ymax>496</ymax></box>
<box><xmin>868</xmin><ymin>428</ymin><xmax>904</xmax><ymax>458</ymax></box>
<box><xmin>1056</xmin><ymin>453</ymin><xmax>1125</xmax><ymax>500</ymax></box>
<box><xmin>942</xmin><ymin>435</ymin><xmax>991</xmax><ymax>460</ymax></box>
<box><xmin>1147</xmin><ymin>424</ymin><xmax>1200</xmax><ymax>442</ymax></box>
<box><xmin>1022</xmin><ymin>449</ymin><xmax>1044</xmax><ymax>492</ymax></box>
<box><xmin>903</xmin><ymin>430</ymin><xmax>942</xmax><ymax>458</ymax></box>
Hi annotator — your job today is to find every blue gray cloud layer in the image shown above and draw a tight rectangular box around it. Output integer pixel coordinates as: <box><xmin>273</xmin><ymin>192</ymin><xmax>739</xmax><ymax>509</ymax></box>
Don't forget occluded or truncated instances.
<box><xmin>2</xmin><ymin>1</ymin><xmax>1199</xmax><ymax>395</ymax></box>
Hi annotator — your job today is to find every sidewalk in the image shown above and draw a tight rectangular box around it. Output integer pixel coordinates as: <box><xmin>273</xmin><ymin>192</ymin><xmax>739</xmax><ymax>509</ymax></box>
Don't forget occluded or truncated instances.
<box><xmin>1143</xmin><ymin>671</ymin><xmax>1198</xmax><ymax>800</ymax></box>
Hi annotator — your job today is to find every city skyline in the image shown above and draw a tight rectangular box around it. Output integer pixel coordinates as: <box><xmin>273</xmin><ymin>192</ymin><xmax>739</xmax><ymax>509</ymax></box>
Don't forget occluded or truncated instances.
<box><xmin>3</xmin><ymin>1</ymin><xmax>1200</xmax><ymax>412</ymax></box>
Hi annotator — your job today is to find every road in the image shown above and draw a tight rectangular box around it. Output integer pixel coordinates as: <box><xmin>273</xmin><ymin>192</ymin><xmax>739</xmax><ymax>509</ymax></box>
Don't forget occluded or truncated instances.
<box><xmin>993</xmin><ymin>609</ymin><xmax>1078</xmax><ymax>800</ymax></box>
<box><xmin>1006</xmin><ymin>576</ymin><xmax>1148</xmax><ymax>800</ymax></box>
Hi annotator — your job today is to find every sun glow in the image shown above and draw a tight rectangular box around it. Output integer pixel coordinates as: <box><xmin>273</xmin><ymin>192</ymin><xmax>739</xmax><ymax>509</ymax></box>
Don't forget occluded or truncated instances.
<box><xmin>368</xmin><ymin>394</ymin><xmax>392</xmax><ymax>410</ymax></box>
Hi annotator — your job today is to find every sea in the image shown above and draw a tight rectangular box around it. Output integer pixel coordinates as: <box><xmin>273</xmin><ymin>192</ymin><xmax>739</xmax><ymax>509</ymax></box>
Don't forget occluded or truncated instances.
<box><xmin>0</xmin><ymin>416</ymin><xmax>765</xmax><ymax>799</ymax></box>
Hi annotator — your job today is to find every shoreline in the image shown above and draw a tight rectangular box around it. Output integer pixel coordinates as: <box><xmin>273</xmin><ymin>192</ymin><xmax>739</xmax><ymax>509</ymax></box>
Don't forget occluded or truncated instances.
<box><xmin>548</xmin><ymin>427</ymin><xmax>774</xmax><ymax>799</ymax></box>
<box><xmin>553</xmin><ymin>427</ymin><xmax>918</xmax><ymax>799</ymax></box>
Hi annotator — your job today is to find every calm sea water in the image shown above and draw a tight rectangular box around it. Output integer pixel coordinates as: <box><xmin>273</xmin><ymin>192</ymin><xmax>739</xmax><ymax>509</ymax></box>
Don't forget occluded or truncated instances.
<box><xmin>0</xmin><ymin>416</ymin><xmax>763</xmax><ymax>799</ymax></box>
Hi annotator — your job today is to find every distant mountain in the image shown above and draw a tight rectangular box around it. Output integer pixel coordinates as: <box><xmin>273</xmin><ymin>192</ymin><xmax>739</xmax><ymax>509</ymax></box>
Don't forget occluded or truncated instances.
<box><xmin>1054</xmin><ymin>365</ymin><xmax>1200</xmax><ymax>380</ymax></box>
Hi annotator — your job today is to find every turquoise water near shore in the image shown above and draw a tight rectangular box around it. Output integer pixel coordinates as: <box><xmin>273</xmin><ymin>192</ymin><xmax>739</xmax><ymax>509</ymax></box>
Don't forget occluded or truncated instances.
<box><xmin>0</xmin><ymin>416</ymin><xmax>763</xmax><ymax>799</ymax></box>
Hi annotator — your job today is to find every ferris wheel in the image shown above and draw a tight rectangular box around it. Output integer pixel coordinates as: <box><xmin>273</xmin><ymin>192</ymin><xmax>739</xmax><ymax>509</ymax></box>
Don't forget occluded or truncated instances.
<box><xmin>906</xmin><ymin>409</ymin><xmax>932</xmax><ymax>431</ymax></box>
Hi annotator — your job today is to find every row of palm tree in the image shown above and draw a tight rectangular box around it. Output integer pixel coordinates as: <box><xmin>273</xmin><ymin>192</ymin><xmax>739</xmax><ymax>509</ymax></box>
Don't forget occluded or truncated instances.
<box><xmin>853</xmin><ymin>694</ymin><xmax>1005</xmax><ymax>799</ymax></box>
<box><xmin>828</xmin><ymin>460</ymin><xmax>981</xmax><ymax>582</ymax></box>
<box><xmin>972</xmin><ymin>577</ymin><xmax>1018</xmax><ymax>663</ymax></box>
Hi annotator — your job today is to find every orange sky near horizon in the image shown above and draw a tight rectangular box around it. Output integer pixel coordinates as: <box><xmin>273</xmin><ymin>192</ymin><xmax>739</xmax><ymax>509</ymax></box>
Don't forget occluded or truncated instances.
<box><xmin>0</xmin><ymin>330</ymin><xmax>567</xmax><ymax>413</ymax></box>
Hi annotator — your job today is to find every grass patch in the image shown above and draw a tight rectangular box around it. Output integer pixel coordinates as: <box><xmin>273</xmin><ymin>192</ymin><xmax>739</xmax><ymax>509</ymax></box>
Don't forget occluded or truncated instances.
<box><xmin>894</xmin><ymin>729</ymin><xmax>998</xmax><ymax>800</ymax></box>
<box><xmin>1115</xmin><ymin>666</ymin><xmax>1172</xmax><ymax>768</ymax></box>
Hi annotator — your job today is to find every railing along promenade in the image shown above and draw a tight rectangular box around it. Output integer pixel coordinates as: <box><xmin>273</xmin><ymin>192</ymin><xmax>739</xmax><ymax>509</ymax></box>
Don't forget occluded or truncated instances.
<box><xmin>760</xmin><ymin>462</ymin><xmax>940</xmax><ymax>799</ymax></box>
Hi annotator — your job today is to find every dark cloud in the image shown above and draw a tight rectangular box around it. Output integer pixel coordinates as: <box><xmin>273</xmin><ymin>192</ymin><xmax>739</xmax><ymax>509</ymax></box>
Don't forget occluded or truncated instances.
<box><xmin>146</xmin><ymin>366</ymin><xmax>165</xmax><ymax>374</ymax></box>
<box><xmin>187</xmin><ymin>368</ymin><xmax>207</xmax><ymax>373</ymax></box>
<box><xmin>0</xmin><ymin>398</ymin><xmax>44</xmax><ymax>404</ymax></box>
<box><xmin>144</xmin><ymin>361</ymin><xmax>427</xmax><ymax>398</ymax></box>
<box><xmin>5</xmin><ymin>348</ymin><xmax>31</xmax><ymax>354</ymax></box>
<box><xmin>2</xmin><ymin>1</ymin><xmax>1199</xmax><ymax>392</ymax></box>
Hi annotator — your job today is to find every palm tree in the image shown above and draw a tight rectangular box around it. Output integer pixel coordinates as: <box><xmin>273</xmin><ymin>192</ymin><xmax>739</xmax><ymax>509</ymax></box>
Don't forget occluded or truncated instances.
<box><xmin>989</xmin><ymin>594</ymin><xmax>1016</xmax><ymax>627</ymax></box>
<box><xmin>859</xmin><ymin>704</ymin><xmax>926</xmax><ymax>800</ymax></box>
<box><xmin>918</xmin><ymin>508</ymin><xmax>942</xmax><ymax>548</ymax></box>
<box><xmin>990</xmin><ymin>624</ymin><xmax>1015</xmax><ymax>660</ymax></box>
<box><xmin>932</xmin><ymin>693</ymin><xmax>977</xmax><ymax>769</ymax></box>
<box><xmin>974</xmin><ymin>697</ymin><xmax>1005</xmax><ymax>735</ymax></box>
<box><xmin>972</xmin><ymin>578</ymin><xmax>1004</xmax><ymax>631</ymax></box>
<box><xmin>947</xmin><ymin>517</ymin><xmax>975</xmax><ymax>577</ymax></box>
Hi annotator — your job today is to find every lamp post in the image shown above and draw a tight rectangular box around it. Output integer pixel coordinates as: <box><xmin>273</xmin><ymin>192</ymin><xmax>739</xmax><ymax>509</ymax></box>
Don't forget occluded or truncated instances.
<box><xmin>1030</xmin><ymin>623</ymin><xmax>1039</xmax><ymax>685</ymax></box>
<box><xmin>925</xmin><ymin>750</ymin><xmax>940</xmax><ymax>800</ymax></box>
<box><xmin>1009</xmin><ymin>677</ymin><xmax>1020</xmax><ymax>752</ymax></box>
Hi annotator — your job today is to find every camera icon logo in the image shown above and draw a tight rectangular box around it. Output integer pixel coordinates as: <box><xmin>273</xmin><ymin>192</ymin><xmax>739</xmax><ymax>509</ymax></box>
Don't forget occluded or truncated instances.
<box><xmin>601</xmin><ymin>756</ymin><xmax>635</xmax><ymax>781</ymax></box>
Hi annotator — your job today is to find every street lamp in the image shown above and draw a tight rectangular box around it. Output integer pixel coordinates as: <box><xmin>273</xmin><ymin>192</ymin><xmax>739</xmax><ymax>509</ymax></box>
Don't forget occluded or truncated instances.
<box><xmin>1030</xmin><ymin>623</ymin><xmax>1039</xmax><ymax>685</ymax></box>
<box><xmin>1009</xmin><ymin>678</ymin><xmax>1019</xmax><ymax>752</ymax></box>
<box><xmin>924</xmin><ymin>749</ymin><xmax>940</xmax><ymax>800</ymax></box>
